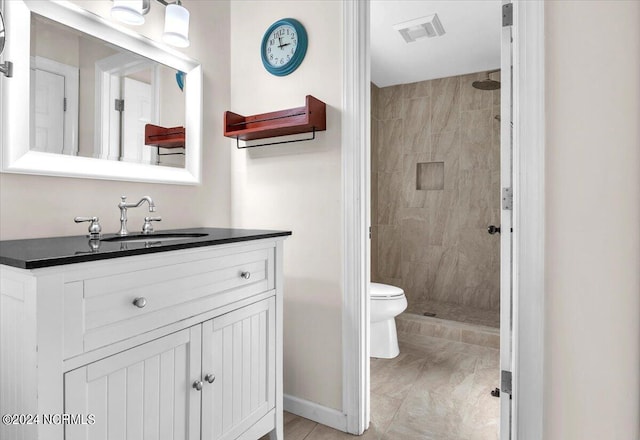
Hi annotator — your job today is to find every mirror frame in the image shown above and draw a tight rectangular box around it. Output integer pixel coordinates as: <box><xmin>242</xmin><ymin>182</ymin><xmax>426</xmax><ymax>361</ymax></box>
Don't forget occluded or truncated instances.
<box><xmin>0</xmin><ymin>0</ymin><xmax>202</xmax><ymax>185</ymax></box>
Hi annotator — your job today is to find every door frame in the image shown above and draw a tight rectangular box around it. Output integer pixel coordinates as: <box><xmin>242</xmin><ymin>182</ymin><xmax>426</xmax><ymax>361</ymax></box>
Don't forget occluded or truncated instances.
<box><xmin>30</xmin><ymin>55</ymin><xmax>79</xmax><ymax>156</ymax></box>
<box><xmin>341</xmin><ymin>1</ymin><xmax>545</xmax><ymax>438</ymax></box>
<box><xmin>94</xmin><ymin>52</ymin><xmax>159</xmax><ymax>161</ymax></box>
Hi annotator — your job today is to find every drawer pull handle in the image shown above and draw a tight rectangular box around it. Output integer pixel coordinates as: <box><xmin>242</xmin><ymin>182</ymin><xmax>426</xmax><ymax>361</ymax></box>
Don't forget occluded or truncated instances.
<box><xmin>205</xmin><ymin>374</ymin><xmax>216</xmax><ymax>384</ymax></box>
<box><xmin>132</xmin><ymin>297</ymin><xmax>147</xmax><ymax>308</ymax></box>
<box><xmin>193</xmin><ymin>380</ymin><xmax>203</xmax><ymax>391</ymax></box>
<box><xmin>240</xmin><ymin>271</ymin><xmax>251</xmax><ymax>280</ymax></box>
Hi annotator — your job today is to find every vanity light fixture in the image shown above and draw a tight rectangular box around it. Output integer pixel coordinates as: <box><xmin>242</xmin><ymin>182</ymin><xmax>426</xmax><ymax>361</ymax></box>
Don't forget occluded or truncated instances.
<box><xmin>111</xmin><ymin>0</ymin><xmax>190</xmax><ymax>48</ymax></box>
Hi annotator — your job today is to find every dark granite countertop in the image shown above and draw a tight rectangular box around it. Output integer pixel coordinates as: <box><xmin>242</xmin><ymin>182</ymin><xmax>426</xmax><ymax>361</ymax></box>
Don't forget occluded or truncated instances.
<box><xmin>0</xmin><ymin>228</ymin><xmax>292</xmax><ymax>269</ymax></box>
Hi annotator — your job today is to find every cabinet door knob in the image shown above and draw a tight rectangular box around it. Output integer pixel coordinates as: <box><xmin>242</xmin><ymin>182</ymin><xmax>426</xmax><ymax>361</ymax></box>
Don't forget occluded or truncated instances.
<box><xmin>132</xmin><ymin>297</ymin><xmax>147</xmax><ymax>308</ymax></box>
<box><xmin>193</xmin><ymin>380</ymin><xmax>203</xmax><ymax>391</ymax></box>
<box><xmin>205</xmin><ymin>374</ymin><xmax>216</xmax><ymax>384</ymax></box>
<box><xmin>240</xmin><ymin>271</ymin><xmax>251</xmax><ymax>280</ymax></box>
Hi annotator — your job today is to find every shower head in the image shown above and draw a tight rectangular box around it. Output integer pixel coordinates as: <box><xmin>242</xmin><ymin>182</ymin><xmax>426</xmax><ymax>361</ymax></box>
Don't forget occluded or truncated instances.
<box><xmin>472</xmin><ymin>70</ymin><xmax>501</xmax><ymax>91</ymax></box>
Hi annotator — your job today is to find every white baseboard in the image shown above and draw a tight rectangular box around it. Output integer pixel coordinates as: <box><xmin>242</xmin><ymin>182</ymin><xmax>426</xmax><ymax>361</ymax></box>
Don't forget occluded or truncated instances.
<box><xmin>283</xmin><ymin>394</ymin><xmax>348</xmax><ymax>433</ymax></box>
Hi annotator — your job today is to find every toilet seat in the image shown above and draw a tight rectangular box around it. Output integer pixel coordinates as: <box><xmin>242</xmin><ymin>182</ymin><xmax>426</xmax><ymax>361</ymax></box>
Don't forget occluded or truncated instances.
<box><xmin>370</xmin><ymin>282</ymin><xmax>404</xmax><ymax>299</ymax></box>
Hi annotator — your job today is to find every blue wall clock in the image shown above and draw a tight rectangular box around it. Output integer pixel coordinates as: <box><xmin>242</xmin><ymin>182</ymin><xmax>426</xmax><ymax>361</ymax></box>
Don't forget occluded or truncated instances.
<box><xmin>261</xmin><ymin>18</ymin><xmax>308</xmax><ymax>77</ymax></box>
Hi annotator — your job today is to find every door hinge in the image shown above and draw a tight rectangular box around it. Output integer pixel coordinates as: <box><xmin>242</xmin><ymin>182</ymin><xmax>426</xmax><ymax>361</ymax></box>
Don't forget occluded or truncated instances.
<box><xmin>63</xmin><ymin>97</ymin><xmax>67</xmax><ymax>112</ymax></box>
<box><xmin>502</xmin><ymin>3</ymin><xmax>513</xmax><ymax>27</ymax></box>
<box><xmin>114</xmin><ymin>98</ymin><xmax>125</xmax><ymax>112</ymax></box>
<box><xmin>369</xmin><ymin>226</ymin><xmax>372</xmax><ymax>239</ymax></box>
<box><xmin>502</xmin><ymin>187</ymin><xmax>513</xmax><ymax>210</ymax></box>
<box><xmin>501</xmin><ymin>370</ymin><xmax>512</xmax><ymax>395</ymax></box>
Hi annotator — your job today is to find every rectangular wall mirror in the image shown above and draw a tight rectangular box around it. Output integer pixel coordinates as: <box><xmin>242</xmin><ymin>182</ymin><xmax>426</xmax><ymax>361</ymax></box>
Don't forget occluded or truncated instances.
<box><xmin>1</xmin><ymin>0</ymin><xmax>202</xmax><ymax>184</ymax></box>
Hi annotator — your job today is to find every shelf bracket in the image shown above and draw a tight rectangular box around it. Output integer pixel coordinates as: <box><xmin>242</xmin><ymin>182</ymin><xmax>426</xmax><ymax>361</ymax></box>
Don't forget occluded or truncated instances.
<box><xmin>155</xmin><ymin>146</ymin><xmax>185</xmax><ymax>164</ymax></box>
<box><xmin>236</xmin><ymin>127</ymin><xmax>316</xmax><ymax>149</ymax></box>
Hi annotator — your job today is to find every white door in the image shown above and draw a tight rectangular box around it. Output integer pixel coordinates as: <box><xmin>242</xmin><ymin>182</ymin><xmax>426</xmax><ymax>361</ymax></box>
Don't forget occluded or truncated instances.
<box><xmin>64</xmin><ymin>327</ymin><xmax>202</xmax><ymax>440</ymax></box>
<box><xmin>122</xmin><ymin>77</ymin><xmax>153</xmax><ymax>164</ymax></box>
<box><xmin>499</xmin><ymin>1</ymin><xmax>514</xmax><ymax>438</ymax></box>
<box><xmin>31</xmin><ymin>69</ymin><xmax>65</xmax><ymax>154</ymax></box>
<box><xmin>201</xmin><ymin>298</ymin><xmax>276</xmax><ymax>440</ymax></box>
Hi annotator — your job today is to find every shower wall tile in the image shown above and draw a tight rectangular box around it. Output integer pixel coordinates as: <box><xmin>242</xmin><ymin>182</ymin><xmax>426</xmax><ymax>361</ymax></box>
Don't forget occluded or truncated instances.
<box><xmin>403</xmin><ymin>97</ymin><xmax>432</xmax><ymax>152</ymax></box>
<box><xmin>492</xmin><ymin>71</ymin><xmax>501</xmax><ymax>106</ymax></box>
<box><xmin>378</xmin><ymin>171</ymin><xmax>402</xmax><ymax>225</ymax></box>
<box><xmin>490</xmin><ymin>171</ymin><xmax>501</xmax><ymax>213</ymax></box>
<box><xmin>371</xmin><ymin>117</ymin><xmax>379</xmax><ymax>173</ymax></box>
<box><xmin>401</xmin><ymin>259</ymin><xmax>438</xmax><ymax>303</ymax></box>
<box><xmin>430</xmin><ymin>247</ymin><xmax>460</xmax><ymax>304</ymax></box>
<box><xmin>430</xmin><ymin>129</ymin><xmax>461</xmax><ymax>162</ymax></box>
<box><xmin>458</xmin><ymin>169</ymin><xmax>494</xmax><ymax>210</ymax></box>
<box><xmin>378</xmin><ymin>119</ymin><xmax>403</xmax><ymax>172</ymax></box>
<box><xmin>378</xmin><ymin>225</ymin><xmax>402</xmax><ymax>279</ymax></box>
<box><xmin>376</xmin><ymin>276</ymin><xmax>403</xmax><ymax>290</ymax></box>
<box><xmin>371</xmin><ymin>83</ymin><xmax>380</xmax><ymax>119</ymax></box>
<box><xmin>371</xmin><ymin>71</ymin><xmax>500</xmax><ymax>312</ymax></box>
<box><xmin>491</xmin><ymin>105</ymin><xmax>501</xmax><ymax>167</ymax></box>
<box><xmin>371</xmin><ymin>169</ymin><xmax>378</xmax><ymax>225</ymax></box>
<box><xmin>431</xmin><ymin>131</ymin><xmax>461</xmax><ymax>195</ymax></box>
<box><xmin>403</xmin><ymin>80</ymin><xmax>431</xmax><ymax>99</ymax></box>
<box><xmin>379</xmin><ymin>85</ymin><xmax>404</xmax><ymax>120</ymax></box>
<box><xmin>431</xmin><ymin>76</ymin><xmax>461</xmax><ymax>134</ymax></box>
<box><xmin>460</xmin><ymin>72</ymin><xmax>494</xmax><ymax>111</ymax></box>
<box><xmin>460</xmin><ymin>109</ymin><xmax>494</xmax><ymax>170</ymax></box>
<box><xmin>371</xmin><ymin>225</ymin><xmax>379</xmax><ymax>281</ymax></box>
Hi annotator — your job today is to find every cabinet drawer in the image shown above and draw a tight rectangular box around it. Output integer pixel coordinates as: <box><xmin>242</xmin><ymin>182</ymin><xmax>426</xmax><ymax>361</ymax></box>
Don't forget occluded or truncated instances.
<box><xmin>64</xmin><ymin>246</ymin><xmax>275</xmax><ymax>356</ymax></box>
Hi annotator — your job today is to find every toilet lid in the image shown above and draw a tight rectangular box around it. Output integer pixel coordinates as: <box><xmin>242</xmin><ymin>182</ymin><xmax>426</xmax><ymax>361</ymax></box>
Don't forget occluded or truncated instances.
<box><xmin>370</xmin><ymin>282</ymin><xmax>404</xmax><ymax>299</ymax></box>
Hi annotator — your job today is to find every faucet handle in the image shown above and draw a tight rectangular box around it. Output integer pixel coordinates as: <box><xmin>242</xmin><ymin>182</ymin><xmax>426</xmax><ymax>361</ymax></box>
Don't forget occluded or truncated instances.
<box><xmin>142</xmin><ymin>216</ymin><xmax>162</xmax><ymax>235</ymax></box>
<box><xmin>75</xmin><ymin>216</ymin><xmax>102</xmax><ymax>239</ymax></box>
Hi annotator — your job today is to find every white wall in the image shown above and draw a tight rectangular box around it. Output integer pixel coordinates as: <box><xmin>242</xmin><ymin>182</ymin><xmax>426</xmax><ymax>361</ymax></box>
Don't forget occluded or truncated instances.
<box><xmin>544</xmin><ymin>1</ymin><xmax>640</xmax><ymax>439</ymax></box>
<box><xmin>230</xmin><ymin>1</ymin><xmax>344</xmax><ymax>411</ymax></box>
<box><xmin>0</xmin><ymin>0</ymin><xmax>231</xmax><ymax>239</ymax></box>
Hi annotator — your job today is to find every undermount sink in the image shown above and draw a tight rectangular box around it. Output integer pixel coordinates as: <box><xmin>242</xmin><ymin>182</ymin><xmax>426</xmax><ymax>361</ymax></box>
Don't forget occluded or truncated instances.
<box><xmin>101</xmin><ymin>233</ymin><xmax>209</xmax><ymax>243</ymax></box>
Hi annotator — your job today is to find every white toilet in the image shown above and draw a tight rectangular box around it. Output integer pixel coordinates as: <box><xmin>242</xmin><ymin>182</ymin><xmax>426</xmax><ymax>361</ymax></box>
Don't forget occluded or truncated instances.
<box><xmin>370</xmin><ymin>282</ymin><xmax>407</xmax><ymax>359</ymax></box>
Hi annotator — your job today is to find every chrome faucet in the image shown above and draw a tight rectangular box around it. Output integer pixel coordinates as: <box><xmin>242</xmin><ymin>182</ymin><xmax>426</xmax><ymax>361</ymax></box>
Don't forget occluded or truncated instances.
<box><xmin>118</xmin><ymin>195</ymin><xmax>156</xmax><ymax>236</ymax></box>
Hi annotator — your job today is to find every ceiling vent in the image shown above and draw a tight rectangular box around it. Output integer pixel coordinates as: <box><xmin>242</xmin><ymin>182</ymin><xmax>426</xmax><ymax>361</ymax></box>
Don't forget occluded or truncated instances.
<box><xmin>393</xmin><ymin>14</ymin><xmax>445</xmax><ymax>43</ymax></box>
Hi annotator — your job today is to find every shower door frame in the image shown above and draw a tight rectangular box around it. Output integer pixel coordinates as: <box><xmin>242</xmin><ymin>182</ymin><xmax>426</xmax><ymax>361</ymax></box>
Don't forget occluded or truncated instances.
<box><xmin>341</xmin><ymin>1</ymin><xmax>546</xmax><ymax>438</ymax></box>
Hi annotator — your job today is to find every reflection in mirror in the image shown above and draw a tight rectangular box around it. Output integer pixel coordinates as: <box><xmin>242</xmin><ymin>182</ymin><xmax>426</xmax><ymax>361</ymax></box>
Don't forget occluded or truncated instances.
<box><xmin>29</xmin><ymin>13</ymin><xmax>185</xmax><ymax>168</ymax></box>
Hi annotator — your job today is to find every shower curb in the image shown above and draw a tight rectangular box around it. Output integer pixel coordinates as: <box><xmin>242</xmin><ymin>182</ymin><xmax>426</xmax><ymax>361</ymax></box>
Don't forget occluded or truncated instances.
<box><xmin>396</xmin><ymin>312</ymin><xmax>500</xmax><ymax>349</ymax></box>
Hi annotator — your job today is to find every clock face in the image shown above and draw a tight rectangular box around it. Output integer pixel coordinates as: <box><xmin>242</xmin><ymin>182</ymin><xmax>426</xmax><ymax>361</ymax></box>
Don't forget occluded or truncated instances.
<box><xmin>261</xmin><ymin>18</ymin><xmax>308</xmax><ymax>76</ymax></box>
<box><xmin>265</xmin><ymin>24</ymin><xmax>298</xmax><ymax>68</ymax></box>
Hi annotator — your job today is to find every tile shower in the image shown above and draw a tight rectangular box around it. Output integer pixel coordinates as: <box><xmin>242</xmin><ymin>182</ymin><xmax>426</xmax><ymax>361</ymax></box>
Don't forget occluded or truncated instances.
<box><xmin>371</xmin><ymin>71</ymin><xmax>501</xmax><ymax>329</ymax></box>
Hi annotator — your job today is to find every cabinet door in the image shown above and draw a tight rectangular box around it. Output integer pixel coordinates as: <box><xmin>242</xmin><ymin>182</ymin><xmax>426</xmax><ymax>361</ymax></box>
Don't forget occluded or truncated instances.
<box><xmin>64</xmin><ymin>327</ymin><xmax>202</xmax><ymax>440</ymax></box>
<box><xmin>201</xmin><ymin>297</ymin><xmax>276</xmax><ymax>440</ymax></box>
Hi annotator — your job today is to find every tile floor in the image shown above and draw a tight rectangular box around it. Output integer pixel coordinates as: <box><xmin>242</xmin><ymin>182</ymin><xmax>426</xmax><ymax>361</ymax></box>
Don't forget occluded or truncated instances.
<box><xmin>405</xmin><ymin>299</ymin><xmax>500</xmax><ymax>329</ymax></box>
<box><xmin>263</xmin><ymin>332</ymin><xmax>500</xmax><ymax>440</ymax></box>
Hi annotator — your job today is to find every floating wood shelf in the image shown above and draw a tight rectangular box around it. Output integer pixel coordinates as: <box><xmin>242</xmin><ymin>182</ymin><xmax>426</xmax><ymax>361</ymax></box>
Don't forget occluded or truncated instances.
<box><xmin>224</xmin><ymin>95</ymin><xmax>326</xmax><ymax>147</ymax></box>
<box><xmin>145</xmin><ymin>124</ymin><xmax>185</xmax><ymax>149</ymax></box>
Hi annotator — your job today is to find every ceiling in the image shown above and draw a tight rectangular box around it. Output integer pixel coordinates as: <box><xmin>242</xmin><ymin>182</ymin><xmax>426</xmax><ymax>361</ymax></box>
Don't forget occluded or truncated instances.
<box><xmin>371</xmin><ymin>0</ymin><xmax>502</xmax><ymax>87</ymax></box>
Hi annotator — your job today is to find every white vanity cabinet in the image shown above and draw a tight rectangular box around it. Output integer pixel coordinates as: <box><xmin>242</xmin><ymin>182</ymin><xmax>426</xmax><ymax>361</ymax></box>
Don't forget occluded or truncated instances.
<box><xmin>0</xmin><ymin>237</ymin><xmax>285</xmax><ymax>440</ymax></box>
<box><xmin>64</xmin><ymin>326</ymin><xmax>202</xmax><ymax>440</ymax></box>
